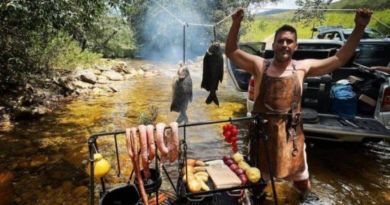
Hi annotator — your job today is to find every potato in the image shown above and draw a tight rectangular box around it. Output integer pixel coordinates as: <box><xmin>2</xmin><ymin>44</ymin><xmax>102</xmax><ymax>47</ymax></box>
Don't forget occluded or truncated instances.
<box><xmin>188</xmin><ymin>179</ymin><xmax>202</xmax><ymax>193</ymax></box>
<box><xmin>187</xmin><ymin>159</ymin><xmax>197</xmax><ymax>166</ymax></box>
<box><xmin>238</xmin><ymin>161</ymin><xmax>251</xmax><ymax>171</ymax></box>
<box><xmin>199</xmin><ymin>180</ymin><xmax>210</xmax><ymax>191</ymax></box>
<box><xmin>182</xmin><ymin>166</ymin><xmax>194</xmax><ymax>175</ymax></box>
<box><xmin>246</xmin><ymin>167</ymin><xmax>261</xmax><ymax>183</ymax></box>
<box><xmin>194</xmin><ymin>173</ymin><xmax>208</xmax><ymax>182</ymax></box>
<box><xmin>232</xmin><ymin>152</ymin><xmax>244</xmax><ymax>163</ymax></box>
<box><xmin>195</xmin><ymin>160</ymin><xmax>206</xmax><ymax>166</ymax></box>
<box><xmin>182</xmin><ymin>174</ymin><xmax>195</xmax><ymax>183</ymax></box>
<box><xmin>194</xmin><ymin>171</ymin><xmax>208</xmax><ymax>178</ymax></box>
<box><xmin>193</xmin><ymin>166</ymin><xmax>206</xmax><ymax>172</ymax></box>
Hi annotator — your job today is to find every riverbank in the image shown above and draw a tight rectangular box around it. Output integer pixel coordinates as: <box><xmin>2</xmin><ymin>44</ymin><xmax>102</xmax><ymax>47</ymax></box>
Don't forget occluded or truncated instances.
<box><xmin>0</xmin><ymin>59</ymin><xmax>159</xmax><ymax>131</ymax></box>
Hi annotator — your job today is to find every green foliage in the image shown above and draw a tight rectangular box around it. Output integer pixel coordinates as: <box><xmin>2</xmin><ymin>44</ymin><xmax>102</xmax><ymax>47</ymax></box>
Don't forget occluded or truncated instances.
<box><xmin>329</xmin><ymin>0</ymin><xmax>390</xmax><ymax>10</ymax></box>
<box><xmin>42</xmin><ymin>33</ymin><xmax>102</xmax><ymax>70</ymax></box>
<box><xmin>88</xmin><ymin>16</ymin><xmax>137</xmax><ymax>58</ymax></box>
<box><xmin>293</xmin><ymin>0</ymin><xmax>329</xmax><ymax>26</ymax></box>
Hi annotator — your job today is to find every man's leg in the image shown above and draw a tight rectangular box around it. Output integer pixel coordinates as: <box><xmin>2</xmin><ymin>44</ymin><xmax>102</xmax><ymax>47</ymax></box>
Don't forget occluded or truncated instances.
<box><xmin>292</xmin><ymin>144</ymin><xmax>319</xmax><ymax>203</ymax></box>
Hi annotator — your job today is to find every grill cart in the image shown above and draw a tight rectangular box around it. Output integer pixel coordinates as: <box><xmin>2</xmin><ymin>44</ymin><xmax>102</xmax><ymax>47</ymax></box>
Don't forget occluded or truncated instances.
<box><xmin>88</xmin><ymin>116</ymin><xmax>278</xmax><ymax>205</ymax></box>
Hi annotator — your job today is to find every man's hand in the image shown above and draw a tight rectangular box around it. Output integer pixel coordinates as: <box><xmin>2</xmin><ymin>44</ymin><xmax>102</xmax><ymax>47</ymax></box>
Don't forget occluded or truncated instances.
<box><xmin>231</xmin><ymin>8</ymin><xmax>244</xmax><ymax>24</ymax></box>
<box><xmin>354</xmin><ymin>8</ymin><xmax>372</xmax><ymax>28</ymax></box>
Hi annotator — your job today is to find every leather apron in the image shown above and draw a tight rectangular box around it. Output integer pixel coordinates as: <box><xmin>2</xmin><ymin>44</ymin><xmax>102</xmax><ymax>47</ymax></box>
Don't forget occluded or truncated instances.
<box><xmin>252</xmin><ymin>61</ymin><xmax>305</xmax><ymax>179</ymax></box>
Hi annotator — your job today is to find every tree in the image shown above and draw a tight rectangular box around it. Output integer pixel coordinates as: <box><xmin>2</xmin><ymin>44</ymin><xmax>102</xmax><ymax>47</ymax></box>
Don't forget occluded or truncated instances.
<box><xmin>292</xmin><ymin>0</ymin><xmax>334</xmax><ymax>26</ymax></box>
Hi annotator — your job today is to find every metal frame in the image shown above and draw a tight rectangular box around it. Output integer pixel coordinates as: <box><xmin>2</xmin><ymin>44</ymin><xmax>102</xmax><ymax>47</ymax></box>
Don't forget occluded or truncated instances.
<box><xmin>88</xmin><ymin>115</ymin><xmax>278</xmax><ymax>205</ymax></box>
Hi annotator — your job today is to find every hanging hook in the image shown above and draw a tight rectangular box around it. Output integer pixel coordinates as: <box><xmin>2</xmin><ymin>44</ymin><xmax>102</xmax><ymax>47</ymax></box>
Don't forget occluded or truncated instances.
<box><xmin>213</xmin><ymin>25</ymin><xmax>217</xmax><ymax>42</ymax></box>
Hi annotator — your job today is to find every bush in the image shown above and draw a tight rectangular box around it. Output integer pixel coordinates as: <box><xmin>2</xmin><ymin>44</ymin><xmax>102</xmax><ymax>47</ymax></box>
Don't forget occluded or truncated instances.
<box><xmin>41</xmin><ymin>33</ymin><xmax>102</xmax><ymax>70</ymax></box>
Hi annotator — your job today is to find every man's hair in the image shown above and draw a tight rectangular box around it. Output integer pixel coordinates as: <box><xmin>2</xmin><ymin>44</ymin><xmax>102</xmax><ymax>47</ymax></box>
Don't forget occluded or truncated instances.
<box><xmin>274</xmin><ymin>24</ymin><xmax>297</xmax><ymax>42</ymax></box>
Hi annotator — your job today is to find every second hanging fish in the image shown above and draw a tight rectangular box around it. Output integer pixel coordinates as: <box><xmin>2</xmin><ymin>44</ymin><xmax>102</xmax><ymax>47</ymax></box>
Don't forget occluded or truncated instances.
<box><xmin>201</xmin><ymin>42</ymin><xmax>224</xmax><ymax>106</ymax></box>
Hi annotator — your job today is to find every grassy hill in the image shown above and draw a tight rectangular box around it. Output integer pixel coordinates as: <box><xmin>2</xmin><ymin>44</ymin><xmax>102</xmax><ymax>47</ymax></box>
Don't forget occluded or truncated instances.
<box><xmin>241</xmin><ymin>4</ymin><xmax>390</xmax><ymax>42</ymax></box>
<box><xmin>329</xmin><ymin>0</ymin><xmax>390</xmax><ymax>10</ymax></box>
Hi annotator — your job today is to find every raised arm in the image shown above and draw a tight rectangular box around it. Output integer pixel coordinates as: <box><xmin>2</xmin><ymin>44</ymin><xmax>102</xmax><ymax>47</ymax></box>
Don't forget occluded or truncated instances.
<box><xmin>305</xmin><ymin>8</ymin><xmax>372</xmax><ymax>77</ymax></box>
<box><xmin>225</xmin><ymin>8</ymin><xmax>264</xmax><ymax>75</ymax></box>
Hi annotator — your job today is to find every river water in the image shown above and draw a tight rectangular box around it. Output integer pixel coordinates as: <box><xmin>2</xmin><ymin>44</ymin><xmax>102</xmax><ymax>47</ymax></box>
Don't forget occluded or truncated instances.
<box><xmin>0</xmin><ymin>59</ymin><xmax>389</xmax><ymax>205</ymax></box>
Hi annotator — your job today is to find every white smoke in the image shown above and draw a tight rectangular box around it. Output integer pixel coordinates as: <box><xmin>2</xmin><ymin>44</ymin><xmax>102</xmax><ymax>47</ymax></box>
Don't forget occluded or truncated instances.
<box><xmin>140</xmin><ymin>1</ymin><xmax>214</xmax><ymax>63</ymax></box>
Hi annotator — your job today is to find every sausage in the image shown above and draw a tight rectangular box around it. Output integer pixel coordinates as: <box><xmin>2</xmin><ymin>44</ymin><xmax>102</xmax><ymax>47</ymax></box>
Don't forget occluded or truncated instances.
<box><xmin>138</xmin><ymin>125</ymin><xmax>150</xmax><ymax>178</ymax></box>
<box><xmin>168</xmin><ymin>122</ymin><xmax>179</xmax><ymax>162</ymax></box>
<box><xmin>130</xmin><ymin>127</ymin><xmax>139</xmax><ymax>157</ymax></box>
<box><xmin>125</xmin><ymin>128</ymin><xmax>133</xmax><ymax>158</ymax></box>
<box><xmin>146</xmin><ymin>124</ymin><xmax>156</xmax><ymax>161</ymax></box>
<box><xmin>126</xmin><ymin>127</ymin><xmax>148</xmax><ymax>205</ymax></box>
<box><xmin>156</xmin><ymin>123</ymin><xmax>169</xmax><ymax>161</ymax></box>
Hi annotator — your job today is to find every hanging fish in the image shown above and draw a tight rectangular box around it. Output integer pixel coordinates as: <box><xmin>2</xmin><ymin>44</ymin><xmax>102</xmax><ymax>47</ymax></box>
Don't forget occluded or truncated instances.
<box><xmin>201</xmin><ymin>42</ymin><xmax>224</xmax><ymax>106</ymax></box>
<box><xmin>170</xmin><ymin>64</ymin><xmax>192</xmax><ymax>123</ymax></box>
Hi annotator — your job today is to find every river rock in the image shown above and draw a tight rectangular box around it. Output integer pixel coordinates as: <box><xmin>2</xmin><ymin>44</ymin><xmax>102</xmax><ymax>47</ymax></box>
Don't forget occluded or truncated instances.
<box><xmin>73</xmin><ymin>81</ymin><xmax>94</xmax><ymax>89</ymax></box>
<box><xmin>102</xmin><ymin>70</ymin><xmax>123</xmax><ymax>81</ymax></box>
<box><xmin>76</xmin><ymin>70</ymin><xmax>97</xmax><ymax>84</ymax></box>
<box><xmin>111</xmin><ymin>62</ymin><xmax>129</xmax><ymax>74</ymax></box>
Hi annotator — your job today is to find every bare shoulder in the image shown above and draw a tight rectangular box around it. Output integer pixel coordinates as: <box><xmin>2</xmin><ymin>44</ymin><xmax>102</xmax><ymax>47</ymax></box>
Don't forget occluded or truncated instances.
<box><xmin>253</xmin><ymin>56</ymin><xmax>266</xmax><ymax>76</ymax></box>
<box><xmin>293</xmin><ymin>59</ymin><xmax>311</xmax><ymax>76</ymax></box>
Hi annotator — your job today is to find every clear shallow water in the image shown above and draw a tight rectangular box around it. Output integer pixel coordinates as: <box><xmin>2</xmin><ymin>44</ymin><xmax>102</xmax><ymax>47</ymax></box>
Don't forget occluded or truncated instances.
<box><xmin>0</xmin><ymin>59</ymin><xmax>389</xmax><ymax>205</ymax></box>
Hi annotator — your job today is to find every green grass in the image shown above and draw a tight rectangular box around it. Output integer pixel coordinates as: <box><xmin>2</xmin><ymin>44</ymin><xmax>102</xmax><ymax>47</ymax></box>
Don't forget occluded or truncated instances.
<box><xmin>241</xmin><ymin>9</ymin><xmax>390</xmax><ymax>42</ymax></box>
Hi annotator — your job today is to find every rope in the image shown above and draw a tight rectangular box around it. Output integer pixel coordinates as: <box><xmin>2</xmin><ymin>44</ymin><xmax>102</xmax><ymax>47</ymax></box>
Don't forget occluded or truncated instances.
<box><xmin>153</xmin><ymin>0</ymin><xmax>185</xmax><ymax>25</ymax></box>
<box><xmin>372</xmin><ymin>15</ymin><xmax>390</xmax><ymax>29</ymax></box>
<box><xmin>187</xmin><ymin>23</ymin><xmax>214</xmax><ymax>27</ymax></box>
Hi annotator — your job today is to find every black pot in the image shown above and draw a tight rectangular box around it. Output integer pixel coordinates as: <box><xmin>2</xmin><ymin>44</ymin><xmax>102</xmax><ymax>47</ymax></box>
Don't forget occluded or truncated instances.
<box><xmin>100</xmin><ymin>184</ymin><xmax>140</xmax><ymax>205</ymax></box>
<box><xmin>135</xmin><ymin>168</ymin><xmax>162</xmax><ymax>194</ymax></box>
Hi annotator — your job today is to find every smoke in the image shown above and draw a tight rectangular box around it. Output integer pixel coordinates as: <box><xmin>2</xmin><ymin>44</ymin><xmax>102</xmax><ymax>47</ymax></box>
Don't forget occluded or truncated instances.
<box><xmin>139</xmin><ymin>1</ymin><xmax>215</xmax><ymax>63</ymax></box>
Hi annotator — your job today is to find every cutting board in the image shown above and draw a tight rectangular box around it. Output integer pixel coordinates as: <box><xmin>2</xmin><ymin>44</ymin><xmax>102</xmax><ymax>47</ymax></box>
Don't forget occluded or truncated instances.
<box><xmin>206</xmin><ymin>164</ymin><xmax>241</xmax><ymax>189</ymax></box>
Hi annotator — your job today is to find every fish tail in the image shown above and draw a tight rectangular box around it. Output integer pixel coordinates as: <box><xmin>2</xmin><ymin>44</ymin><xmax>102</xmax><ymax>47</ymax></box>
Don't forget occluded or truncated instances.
<box><xmin>176</xmin><ymin>111</ymin><xmax>188</xmax><ymax>124</ymax></box>
<box><xmin>206</xmin><ymin>91</ymin><xmax>219</xmax><ymax>106</ymax></box>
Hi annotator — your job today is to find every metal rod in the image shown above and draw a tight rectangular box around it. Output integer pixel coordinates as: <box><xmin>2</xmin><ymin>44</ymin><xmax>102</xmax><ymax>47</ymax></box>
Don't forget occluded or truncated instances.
<box><xmin>213</xmin><ymin>26</ymin><xmax>217</xmax><ymax>42</ymax></box>
<box><xmin>88</xmin><ymin>138</ymin><xmax>95</xmax><ymax>205</ymax></box>
<box><xmin>183</xmin><ymin>24</ymin><xmax>186</xmax><ymax>64</ymax></box>
<box><xmin>114</xmin><ymin>134</ymin><xmax>121</xmax><ymax>177</ymax></box>
<box><xmin>262</xmin><ymin>134</ymin><xmax>278</xmax><ymax>205</ymax></box>
<box><xmin>89</xmin><ymin>116</ymin><xmax>258</xmax><ymax>139</ymax></box>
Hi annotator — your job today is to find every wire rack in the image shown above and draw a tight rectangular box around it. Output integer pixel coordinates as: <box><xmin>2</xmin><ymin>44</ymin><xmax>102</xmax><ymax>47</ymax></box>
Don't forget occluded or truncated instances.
<box><xmin>88</xmin><ymin>115</ymin><xmax>277</xmax><ymax>205</ymax></box>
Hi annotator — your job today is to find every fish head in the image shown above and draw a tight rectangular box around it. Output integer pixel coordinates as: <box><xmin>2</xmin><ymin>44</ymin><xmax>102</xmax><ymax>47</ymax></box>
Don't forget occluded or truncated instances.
<box><xmin>208</xmin><ymin>42</ymin><xmax>221</xmax><ymax>55</ymax></box>
<box><xmin>178</xmin><ymin>66</ymin><xmax>190</xmax><ymax>80</ymax></box>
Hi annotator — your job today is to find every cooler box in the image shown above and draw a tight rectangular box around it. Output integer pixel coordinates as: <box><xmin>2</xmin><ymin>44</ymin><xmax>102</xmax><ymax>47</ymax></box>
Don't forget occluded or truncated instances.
<box><xmin>330</xmin><ymin>83</ymin><xmax>357</xmax><ymax>119</ymax></box>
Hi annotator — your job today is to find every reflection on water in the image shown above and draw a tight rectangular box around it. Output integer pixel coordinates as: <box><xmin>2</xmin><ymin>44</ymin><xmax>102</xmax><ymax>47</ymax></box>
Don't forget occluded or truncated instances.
<box><xmin>0</xmin><ymin>59</ymin><xmax>389</xmax><ymax>205</ymax></box>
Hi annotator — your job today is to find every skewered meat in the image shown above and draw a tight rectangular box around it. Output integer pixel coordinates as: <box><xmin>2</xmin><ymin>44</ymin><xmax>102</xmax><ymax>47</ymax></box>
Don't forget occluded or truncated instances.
<box><xmin>130</xmin><ymin>127</ymin><xmax>139</xmax><ymax>156</ymax></box>
<box><xmin>146</xmin><ymin>124</ymin><xmax>156</xmax><ymax>161</ymax></box>
<box><xmin>125</xmin><ymin>128</ymin><xmax>133</xmax><ymax>158</ymax></box>
<box><xmin>138</xmin><ymin>125</ymin><xmax>150</xmax><ymax>178</ymax></box>
<box><xmin>156</xmin><ymin>123</ymin><xmax>169</xmax><ymax>161</ymax></box>
<box><xmin>168</xmin><ymin>122</ymin><xmax>179</xmax><ymax>162</ymax></box>
<box><xmin>127</xmin><ymin>127</ymin><xmax>148</xmax><ymax>205</ymax></box>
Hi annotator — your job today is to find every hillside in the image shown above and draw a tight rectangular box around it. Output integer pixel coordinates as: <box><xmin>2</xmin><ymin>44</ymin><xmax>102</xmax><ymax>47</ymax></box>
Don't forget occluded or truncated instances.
<box><xmin>241</xmin><ymin>8</ymin><xmax>390</xmax><ymax>42</ymax></box>
<box><xmin>329</xmin><ymin>0</ymin><xmax>390</xmax><ymax>10</ymax></box>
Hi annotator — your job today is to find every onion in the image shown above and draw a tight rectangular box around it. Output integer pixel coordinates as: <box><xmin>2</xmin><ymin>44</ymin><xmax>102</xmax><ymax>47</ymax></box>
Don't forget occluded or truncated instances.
<box><xmin>223</xmin><ymin>155</ymin><xmax>232</xmax><ymax>163</ymax></box>
<box><xmin>225</xmin><ymin>159</ymin><xmax>234</xmax><ymax>166</ymax></box>
<box><xmin>229</xmin><ymin>163</ymin><xmax>239</xmax><ymax>171</ymax></box>
<box><xmin>239</xmin><ymin>174</ymin><xmax>248</xmax><ymax>185</ymax></box>
<box><xmin>234</xmin><ymin>168</ymin><xmax>244</xmax><ymax>175</ymax></box>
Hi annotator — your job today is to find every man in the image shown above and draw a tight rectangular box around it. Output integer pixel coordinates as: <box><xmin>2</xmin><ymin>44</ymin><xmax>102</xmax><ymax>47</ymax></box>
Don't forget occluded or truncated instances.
<box><xmin>370</xmin><ymin>62</ymin><xmax>390</xmax><ymax>74</ymax></box>
<box><xmin>225</xmin><ymin>8</ymin><xmax>372</xmax><ymax>204</ymax></box>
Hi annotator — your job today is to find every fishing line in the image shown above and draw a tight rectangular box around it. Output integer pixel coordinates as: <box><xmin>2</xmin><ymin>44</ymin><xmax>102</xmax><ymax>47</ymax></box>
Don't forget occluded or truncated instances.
<box><xmin>153</xmin><ymin>0</ymin><xmax>186</xmax><ymax>25</ymax></box>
